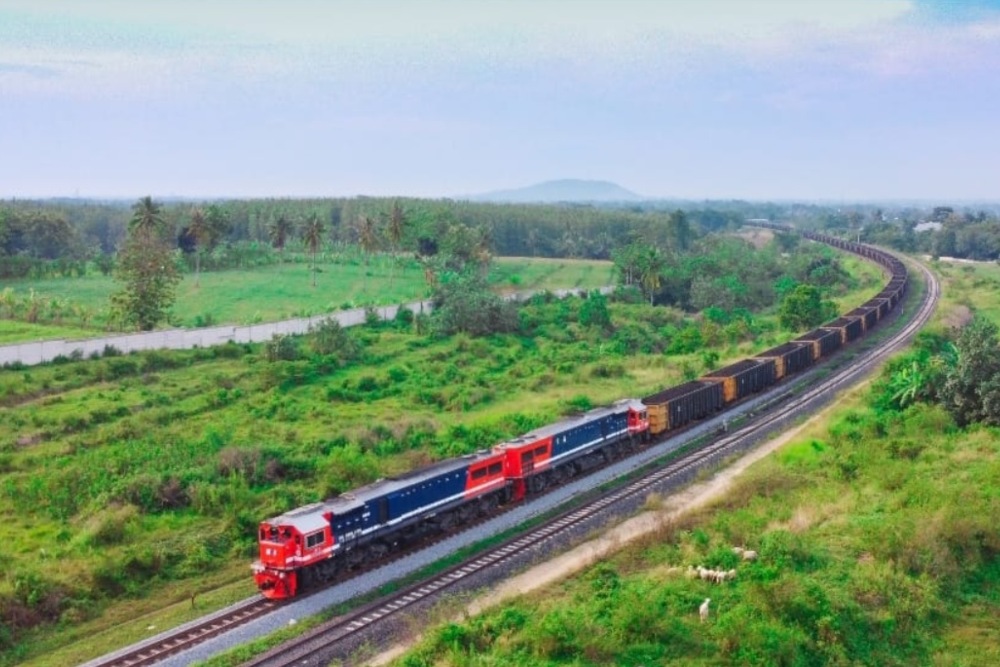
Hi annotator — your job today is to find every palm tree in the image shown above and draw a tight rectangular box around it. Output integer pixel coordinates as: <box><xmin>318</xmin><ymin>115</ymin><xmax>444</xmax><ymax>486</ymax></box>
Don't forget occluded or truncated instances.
<box><xmin>130</xmin><ymin>196</ymin><xmax>165</xmax><ymax>235</ymax></box>
<box><xmin>357</xmin><ymin>215</ymin><xmax>380</xmax><ymax>293</ymax></box>
<box><xmin>187</xmin><ymin>207</ymin><xmax>210</xmax><ymax>287</ymax></box>
<box><xmin>268</xmin><ymin>215</ymin><xmax>294</xmax><ymax>259</ymax></box>
<box><xmin>357</xmin><ymin>215</ymin><xmax>379</xmax><ymax>266</ymax></box>
<box><xmin>638</xmin><ymin>248</ymin><xmax>665</xmax><ymax>306</ymax></box>
<box><xmin>386</xmin><ymin>201</ymin><xmax>406</xmax><ymax>286</ymax></box>
<box><xmin>302</xmin><ymin>214</ymin><xmax>325</xmax><ymax>287</ymax></box>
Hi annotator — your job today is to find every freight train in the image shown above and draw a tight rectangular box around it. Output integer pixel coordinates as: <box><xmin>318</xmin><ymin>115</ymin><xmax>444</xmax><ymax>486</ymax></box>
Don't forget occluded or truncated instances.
<box><xmin>253</xmin><ymin>224</ymin><xmax>908</xmax><ymax>599</ymax></box>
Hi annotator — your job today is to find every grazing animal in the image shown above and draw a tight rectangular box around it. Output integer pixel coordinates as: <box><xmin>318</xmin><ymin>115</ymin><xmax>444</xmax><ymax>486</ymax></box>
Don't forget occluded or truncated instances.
<box><xmin>699</xmin><ymin>598</ymin><xmax>711</xmax><ymax>623</ymax></box>
<box><xmin>742</xmin><ymin>550</ymin><xmax>758</xmax><ymax>561</ymax></box>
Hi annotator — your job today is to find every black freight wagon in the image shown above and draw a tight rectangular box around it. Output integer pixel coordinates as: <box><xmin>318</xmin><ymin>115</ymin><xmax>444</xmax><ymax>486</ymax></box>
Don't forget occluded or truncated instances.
<box><xmin>793</xmin><ymin>328</ymin><xmax>842</xmax><ymax>361</ymax></box>
<box><xmin>822</xmin><ymin>316</ymin><xmax>864</xmax><ymax>345</ymax></box>
<box><xmin>642</xmin><ymin>380</ymin><xmax>724</xmax><ymax>435</ymax></box>
<box><xmin>754</xmin><ymin>341</ymin><xmax>814</xmax><ymax>380</ymax></box>
<box><xmin>845</xmin><ymin>306</ymin><xmax>878</xmax><ymax>332</ymax></box>
<box><xmin>703</xmin><ymin>358</ymin><xmax>777</xmax><ymax>404</ymax></box>
<box><xmin>863</xmin><ymin>297</ymin><xmax>890</xmax><ymax>320</ymax></box>
<box><xmin>876</xmin><ymin>285</ymin><xmax>901</xmax><ymax>309</ymax></box>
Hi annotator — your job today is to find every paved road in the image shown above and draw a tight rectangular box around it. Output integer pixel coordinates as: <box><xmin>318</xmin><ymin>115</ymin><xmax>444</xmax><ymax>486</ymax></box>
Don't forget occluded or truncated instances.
<box><xmin>0</xmin><ymin>288</ymin><xmax>606</xmax><ymax>367</ymax></box>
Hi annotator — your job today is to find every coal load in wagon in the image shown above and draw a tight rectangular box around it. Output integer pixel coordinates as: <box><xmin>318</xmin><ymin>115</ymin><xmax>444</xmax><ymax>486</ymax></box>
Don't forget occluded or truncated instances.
<box><xmin>845</xmin><ymin>306</ymin><xmax>878</xmax><ymax>332</ymax></box>
<box><xmin>863</xmin><ymin>297</ymin><xmax>890</xmax><ymax>320</ymax></box>
<box><xmin>703</xmin><ymin>358</ymin><xmax>776</xmax><ymax>403</ymax></box>
<box><xmin>754</xmin><ymin>341</ymin><xmax>814</xmax><ymax>380</ymax></box>
<box><xmin>793</xmin><ymin>327</ymin><xmax>842</xmax><ymax>360</ymax></box>
<box><xmin>643</xmin><ymin>380</ymin><xmax>724</xmax><ymax>434</ymax></box>
<box><xmin>822</xmin><ymin>316</ymin><xmax>864</xmax><ymax>344</ymax></box>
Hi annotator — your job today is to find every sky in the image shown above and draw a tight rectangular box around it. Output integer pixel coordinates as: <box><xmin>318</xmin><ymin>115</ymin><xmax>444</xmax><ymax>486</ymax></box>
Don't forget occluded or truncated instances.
<box><xmin>1</xmin><ymin>0</ymin><xmax>999</xmax><ymax>201</ymax></box>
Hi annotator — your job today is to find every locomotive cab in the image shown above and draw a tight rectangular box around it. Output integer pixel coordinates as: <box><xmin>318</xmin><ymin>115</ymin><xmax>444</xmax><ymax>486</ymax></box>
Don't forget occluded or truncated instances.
<box><xmin>253</xmin><ymin>505</ymin><xmax>335</xmax><ymax>599</ymax></box>
<box><xmin>626</xmin><ymin>402</ymin><xmax>649</xmax><ymax>436</ymax></box>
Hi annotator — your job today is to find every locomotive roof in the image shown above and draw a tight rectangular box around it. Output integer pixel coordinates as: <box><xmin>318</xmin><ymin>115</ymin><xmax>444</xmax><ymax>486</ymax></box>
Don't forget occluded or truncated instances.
<box><xmin>495</xmin><ymin>399</ymin><xmax>643</xmax><ymax>448</ymax></box>
<box><xmin>264</xmin><ymin>502</ymin><xmax>329</xmax><ymax>534</ymax></box>
<box><xmin>325</xmin><ymin>450</ymin><xmax>502</xmax><ymax>512</ymax></box>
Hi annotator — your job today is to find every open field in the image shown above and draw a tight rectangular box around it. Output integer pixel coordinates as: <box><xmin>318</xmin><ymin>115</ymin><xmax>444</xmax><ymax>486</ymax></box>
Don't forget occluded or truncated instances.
<box><xmin>0</xmin><ymin>250</ymin><xmax>883</xmax><ymax>666</ymax></box>
<box><xmin>375</xmin><ymin>260</ymin><xmax>1000</xmax><ymax>666</ymax></box>
<box><xmin>0</xmin><ymin>256</ymin><xmax>615</xmax><ymax>341</ymax></box>
<box><xmin>930</xmin><ymin>259</ymin><xmax>1000</xmax><ymax>328</ymax></box>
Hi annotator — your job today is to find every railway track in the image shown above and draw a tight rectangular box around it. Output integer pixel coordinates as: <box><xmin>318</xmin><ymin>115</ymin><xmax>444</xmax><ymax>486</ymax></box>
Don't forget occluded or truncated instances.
<box><xmin>237</xmin><ymin>258</ymin><xmax>939</xmax><ymax>667</ymax></box>
<box><xmin>81</xmin><ymin>599</ymin><xmax>277</xmax><ymax>667</ymax></box>
<box><xmin>83</xmin><ymin>249</ymin><xmax>934</xmax><ymax>667</ymax></box>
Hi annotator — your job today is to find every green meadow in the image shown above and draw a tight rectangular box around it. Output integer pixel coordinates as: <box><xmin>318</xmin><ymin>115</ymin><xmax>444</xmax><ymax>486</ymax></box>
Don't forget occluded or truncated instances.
<box><xmin>0</xmin><ymin>250</ymin><xmax>884</xmax><ymax>666</ymax></box>
<box><xmin>383</xmin><ymin>260</ymin><xmax>1000</xmax><ymax>667</ymax></box>
<box><xmin>0</xmin><ymin>256</ymin><xmax>615</xmax><ymax>341</ymax></box>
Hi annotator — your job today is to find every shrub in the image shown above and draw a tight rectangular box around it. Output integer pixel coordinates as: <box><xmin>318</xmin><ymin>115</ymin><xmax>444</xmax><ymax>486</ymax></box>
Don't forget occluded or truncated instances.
<box><xmin>263</xmin><ymin>334</ymin><xmax>299</xmax><ymax>362</ymax></box>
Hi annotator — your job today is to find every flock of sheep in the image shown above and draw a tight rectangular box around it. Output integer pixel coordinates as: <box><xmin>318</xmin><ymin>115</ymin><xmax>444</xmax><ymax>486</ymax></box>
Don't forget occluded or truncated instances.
<box><xmin>691</xmin><ymin>546</ymin><xmax>758</xmax><ymax>622</ymax></box>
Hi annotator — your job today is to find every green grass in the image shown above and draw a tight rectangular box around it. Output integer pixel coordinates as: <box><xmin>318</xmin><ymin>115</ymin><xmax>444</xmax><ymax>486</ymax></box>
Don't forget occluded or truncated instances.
<box><xmin>0</xmin><ymin>256</ymin><xmax>613</xmax><ymax>341</ymax></box>
<box><xmin>377</xmin><ymin>258</ymin><xmax>1000</xmax><ymax>667</ymax></box>
<box><xmin>931</xmin><ymin>259</ymin><xmax>1000</xmax><ymax>328</ymax></box>
<box><xmin>0</xmin><ymin>253</ymin><xmax>882</xmax><ymax>666</ymax></box>
<box><xmin>0</xmin><ymin>320</ymin><xmax>100</xmax><ymax>344</ymax></box>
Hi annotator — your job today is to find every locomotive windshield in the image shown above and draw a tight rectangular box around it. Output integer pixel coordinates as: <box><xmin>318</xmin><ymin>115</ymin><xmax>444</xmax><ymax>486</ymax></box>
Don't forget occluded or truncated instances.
<box><xmin>260</xmin><ymin>525</ymin><xmax>293</xmax><ymax>542</ymax></box>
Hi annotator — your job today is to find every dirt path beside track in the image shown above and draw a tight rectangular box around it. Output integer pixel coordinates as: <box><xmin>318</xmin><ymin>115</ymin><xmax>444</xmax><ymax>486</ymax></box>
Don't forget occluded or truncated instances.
<box><xmin>363</xmin><ymin>383</ymin><xmax>861</xmax><ymax>666</ymax></box>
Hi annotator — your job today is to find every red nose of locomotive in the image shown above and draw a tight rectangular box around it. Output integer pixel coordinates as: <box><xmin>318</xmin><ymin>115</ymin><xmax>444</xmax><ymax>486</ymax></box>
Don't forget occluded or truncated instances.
<box><xmin>252</xmin><ymin>523</ymin><xmax>300</xmax><ymax>599</ymax></box>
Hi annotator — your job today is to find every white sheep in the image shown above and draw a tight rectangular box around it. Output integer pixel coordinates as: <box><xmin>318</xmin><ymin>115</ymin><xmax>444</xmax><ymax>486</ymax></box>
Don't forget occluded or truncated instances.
<box><xmin>732</xmin><ymin>546</ymin><xmax>745</xmax><ymax>556</ymax></box>
<box><xmin>742</xmin><ymin>550</ymin><xmax>758</xmax><ymax>561</ymax></box>
<box><xmin>726</xmin><ymin>569</ymin><xmax>737</xmax><ymax>581</ymax></box>
<box><xmin>699</xmin><ymin>598</ymin><xmax>711</xmax><ymax>623</ymax></box>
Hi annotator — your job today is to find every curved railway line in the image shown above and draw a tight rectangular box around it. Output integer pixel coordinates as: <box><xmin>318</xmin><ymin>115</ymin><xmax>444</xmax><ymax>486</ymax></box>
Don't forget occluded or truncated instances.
<box><xmin>238</xmin><ymin>257</ymin><xmax>939</xmax><ymax>667</ymax></box>
<box><xmin>83</xmin><ymin>235</ymin><xmax>938</xmax><ymax>667</ymax></box>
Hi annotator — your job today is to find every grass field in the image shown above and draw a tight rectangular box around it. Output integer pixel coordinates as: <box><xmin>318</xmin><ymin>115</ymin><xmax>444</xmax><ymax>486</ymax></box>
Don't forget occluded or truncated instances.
<box><xmin>376</xmin><ymin>259</ymin><xmax>1000</xmax><ymax>667</ymax></box>
<box><xmin>0</xmin><ymin>256</ymin><xmax>615</xmax><ymax>342</ymax></box>
<box><xmin>0</xmin><ymin>250</ymin><xmax>884</xmax><ymax>666</ymax></box>
<box><xmin>930</xmin><ymin>258</ymin><xmax>1000</xmax><ymax>328</ymax></box>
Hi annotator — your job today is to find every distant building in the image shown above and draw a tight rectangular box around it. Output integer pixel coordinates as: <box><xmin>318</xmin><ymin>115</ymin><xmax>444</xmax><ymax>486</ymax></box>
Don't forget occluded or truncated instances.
<box><xmin>914</xmin><ymin>221</ymin><xmax>943</xmax><ymax>233</ymax></box>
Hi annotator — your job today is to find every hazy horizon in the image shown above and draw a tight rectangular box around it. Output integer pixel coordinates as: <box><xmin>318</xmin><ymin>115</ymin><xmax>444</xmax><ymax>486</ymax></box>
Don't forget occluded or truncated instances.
<box><xmin>2</xmin><ymin>1</ymin><xmax>999</xmax><ymax>202</ymax></box>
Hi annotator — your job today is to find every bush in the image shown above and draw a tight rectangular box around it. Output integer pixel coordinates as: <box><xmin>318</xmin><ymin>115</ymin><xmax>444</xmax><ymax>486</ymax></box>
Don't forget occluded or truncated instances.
<box><xmin>263</xmin><ymin>334</ymin><xmax>299</xmax><ymax>362</ymax></box>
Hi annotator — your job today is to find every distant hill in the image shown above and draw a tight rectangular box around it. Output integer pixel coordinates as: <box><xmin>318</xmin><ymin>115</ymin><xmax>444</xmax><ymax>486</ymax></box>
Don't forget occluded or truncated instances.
<box><xmin>467</xmin><ymin>179</ymin><xmax>644</xmax><ymax>203</ymax></box>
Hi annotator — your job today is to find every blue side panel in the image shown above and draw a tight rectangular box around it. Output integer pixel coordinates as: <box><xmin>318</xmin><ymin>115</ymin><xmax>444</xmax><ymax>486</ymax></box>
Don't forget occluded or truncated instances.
<box><xmin>550</xmin><ymin>411</ymin><xmax>628</xmax><ymax>460</ymax></box>
<box><xmin>383</xmin><ymin>468</ymin><xmax>468</xmax><ymax>524</ymax></box>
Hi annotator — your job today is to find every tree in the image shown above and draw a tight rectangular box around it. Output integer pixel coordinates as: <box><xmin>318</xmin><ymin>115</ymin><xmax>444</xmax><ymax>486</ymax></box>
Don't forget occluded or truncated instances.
<box><xmin>110</xmin><ymin>197</ymin><xmax>181</xmax><ymax>330</ymax></box>
<box><xmin>186</xmin><ymin>207</ymin><xmax>210</xmax><ymax>287</ymax></box>
<box><xmin>386</xmin><ymin>201</ymin><xmax>406</xmax><ymax>286</ymax></box>
<box><xmin>130</xmin><ymin>195</ymin><xmax>164</xmax><ymax>234</ymax></box>
<box><xmin>637</xmin><ymin>247</ymin><xmax>665</xmax><ymax>306</ymax></box>
<box><xmin>940</xmin><ymin>316</ymin><xmax>1000</xmax><ymax>427</ymax></box>
<box><xmin>778</xmin><ymin>284</ymin><xmax>836</xmax><ymax>331</ymax></box>
<box><xmin>579</xmin><ymin>290</ymin><xmax>611</xmax><ymax>329</ymax></box>
<box><xmin>302</xmin><ymin>214</ymin><xmax>325</xmax><ymax>287</ymax></box>
<box><xmin>268</xmin><ymin>216</ymin><xmax>294</xmax><ymax>258</ymax></box>
<box><xmin>357</xmin><ymin>215</ymin><xmax>379</xmax><ymax>266</ymax></box>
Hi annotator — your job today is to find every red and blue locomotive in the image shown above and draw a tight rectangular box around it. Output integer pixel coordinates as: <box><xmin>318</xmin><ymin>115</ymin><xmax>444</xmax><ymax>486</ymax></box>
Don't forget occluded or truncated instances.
<box><xmin>254</xmin><ymin>400</ymin><xmax>649</xmax><ymax>599</ymax></box>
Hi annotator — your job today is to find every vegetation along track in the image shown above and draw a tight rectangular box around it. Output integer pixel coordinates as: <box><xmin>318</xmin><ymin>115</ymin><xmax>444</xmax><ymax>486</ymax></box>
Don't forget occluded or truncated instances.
<box><xmin>84</xmin><ymin>243</ymin><xmax>936</xmax><ymax>667</ymax></box>
<box><xmin>82</xmin><ymin>599</ymin><xmax>277</xmax><ymax>667</ymax></box>
<box><xmin>237</xmin><ymin>257</ymin><xmax>939</xmax><ymax>667</ymax></box>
